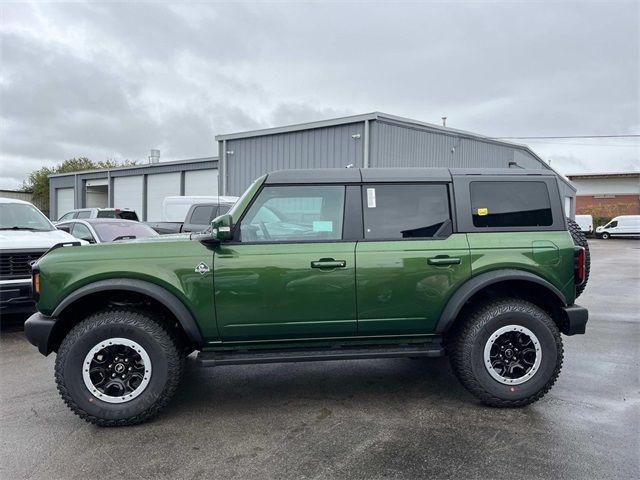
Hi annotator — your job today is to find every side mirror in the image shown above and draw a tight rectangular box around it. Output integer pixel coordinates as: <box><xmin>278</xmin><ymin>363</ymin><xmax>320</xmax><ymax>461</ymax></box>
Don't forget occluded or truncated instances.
<box><xmin>211</xmin><ymin>213</ymin><xmax>233</xmax><ymax>242</ymax></box>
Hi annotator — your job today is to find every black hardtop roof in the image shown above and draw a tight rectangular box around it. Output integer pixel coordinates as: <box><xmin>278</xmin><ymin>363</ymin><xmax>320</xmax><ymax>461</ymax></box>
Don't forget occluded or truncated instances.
<box><xmin>264</xmin><ymin>168</ymin><xmax>558</xmax><ymax>184</ymax></box>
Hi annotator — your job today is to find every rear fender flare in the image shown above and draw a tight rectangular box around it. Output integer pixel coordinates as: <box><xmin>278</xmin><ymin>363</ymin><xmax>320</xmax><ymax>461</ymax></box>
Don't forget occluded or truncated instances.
<box><xmin>435</xmin><ymin>269</ymin><xmax>567</xmax><ymax>334</ymax></box>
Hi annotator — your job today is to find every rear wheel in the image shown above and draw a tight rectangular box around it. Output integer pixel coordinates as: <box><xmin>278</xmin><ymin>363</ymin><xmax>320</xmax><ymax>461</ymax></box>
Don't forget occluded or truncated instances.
<box><xmin>55</xmin><ymin>308</ymin><xmax>184</xmax><ymax>426</ymax></box>
<box><xmin>567</xmin><ymin>217</ymin><xmax>590</xmax><ymax>298</ymax></box>
<box><xmin>449</xmin><ymin>299</ymin><xmax>563</xmax><ymax>407</ymax></box>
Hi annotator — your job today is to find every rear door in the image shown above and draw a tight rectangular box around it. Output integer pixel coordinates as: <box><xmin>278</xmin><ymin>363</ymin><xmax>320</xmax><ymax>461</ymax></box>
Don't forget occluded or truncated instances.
<box><xmin>355</xmin><ymin>183</ymin><xmax>471</xmax><ymax>335</ymax></box>
<box><xmin>214</xmin><ymin>184</ymin><xmax>358</xmax><ymax>341</ymax></box>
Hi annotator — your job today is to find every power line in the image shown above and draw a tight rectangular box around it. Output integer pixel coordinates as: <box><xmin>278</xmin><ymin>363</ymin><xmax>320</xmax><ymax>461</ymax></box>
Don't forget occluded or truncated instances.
<box><xmin>494</xmin><ymin>134</ymin><xmax>640</xmax><ymax>140</ymax></box>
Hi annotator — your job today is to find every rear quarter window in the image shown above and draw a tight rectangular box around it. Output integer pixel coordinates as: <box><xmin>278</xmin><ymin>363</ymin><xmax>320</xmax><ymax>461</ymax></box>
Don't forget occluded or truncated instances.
<box><xmin>470</xmin><ymin>181</ymin><xmax>552</xmax><ymax>228</ymax></box>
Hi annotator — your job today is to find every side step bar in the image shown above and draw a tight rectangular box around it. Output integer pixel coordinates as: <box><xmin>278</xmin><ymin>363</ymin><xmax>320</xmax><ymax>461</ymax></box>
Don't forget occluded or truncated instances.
<box><xmin>197</xmin><ymin>344</ymin><xmax>444</xmax><ymax>367</ymax></box>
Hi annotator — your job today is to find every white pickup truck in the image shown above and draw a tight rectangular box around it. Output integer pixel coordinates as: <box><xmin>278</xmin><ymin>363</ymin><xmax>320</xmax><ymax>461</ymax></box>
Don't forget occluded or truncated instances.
<box><xmin>0</xmin><ymin>197</ymin><xmax>82</xmax><ymax>315</ymax></box>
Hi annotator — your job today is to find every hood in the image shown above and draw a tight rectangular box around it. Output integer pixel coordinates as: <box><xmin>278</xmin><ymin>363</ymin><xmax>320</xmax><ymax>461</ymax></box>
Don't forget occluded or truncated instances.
<box><xmin>0</xmin><ymin>229</ymin><xmax>83</xmax><ymax>250</ymax></box>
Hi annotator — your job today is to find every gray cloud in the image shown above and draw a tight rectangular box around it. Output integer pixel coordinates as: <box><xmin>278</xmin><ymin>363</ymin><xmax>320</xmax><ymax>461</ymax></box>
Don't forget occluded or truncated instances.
<box><xmin>1</xmin><ymin>1</ymin><xmax>638</xmax><ymax>189</ymax></box>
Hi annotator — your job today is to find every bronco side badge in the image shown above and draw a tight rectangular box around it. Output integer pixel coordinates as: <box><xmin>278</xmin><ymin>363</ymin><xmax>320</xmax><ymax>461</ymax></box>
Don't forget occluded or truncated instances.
<box><xmin>195</xmin><ymin>262</ymin><xmax>210</xmax><ymax>275</ymax></box>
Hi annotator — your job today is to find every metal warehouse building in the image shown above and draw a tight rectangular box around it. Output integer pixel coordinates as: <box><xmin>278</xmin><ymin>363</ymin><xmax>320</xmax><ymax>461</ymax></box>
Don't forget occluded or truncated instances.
<box><xmin>216</xmin><ymin>112</ymin><xmax>576</xmax><ymax>214</ymax></box>
<box><xmin>49</xmin><ymin>156</ymin><xmax>218</xmax><ymax>221</ymax></box>
<box><xmin>49</xmin><ymin>112</ymin><xmax>576</xmax><ymax>220</ymax></box>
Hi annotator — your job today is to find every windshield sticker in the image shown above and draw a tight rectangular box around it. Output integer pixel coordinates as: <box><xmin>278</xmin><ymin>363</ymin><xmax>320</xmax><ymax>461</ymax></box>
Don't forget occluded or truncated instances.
<box><xmin>313</xmin><ymin>221</ymin><xmax>333</xmax><ymax>232</ymax></box>
<box><xmin>477</xmin><ymin>207</ymin><xmax>489</xmax><ymax>216</ymax></box>
<box><xmin>367</xmin><ymin>188</ymin><xmax>376</xmax><ymax>208</ymax></box>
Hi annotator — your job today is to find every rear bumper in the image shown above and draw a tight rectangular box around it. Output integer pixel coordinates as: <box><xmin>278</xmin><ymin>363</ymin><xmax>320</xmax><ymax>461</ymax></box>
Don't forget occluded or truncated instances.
<box><xmin>561</xmin><ymin>304</ymin><xmax>589</xmax><ymax>335</ymax></box>
<box><xmin>24</xmin><ymin>312</ymin><xmax>57</xmax><ymax>356</ymax></box>
<box><xmin>0</xmin><ymin>280</ymin><xmax>35</xmax><ymax>315</ymax></box>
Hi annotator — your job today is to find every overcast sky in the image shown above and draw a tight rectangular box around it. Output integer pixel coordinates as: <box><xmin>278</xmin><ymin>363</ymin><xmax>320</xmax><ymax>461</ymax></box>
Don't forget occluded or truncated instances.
<box><xmin>1</xmin><ymin>0</ymin><xmax>638</xmax><ymax>189</ymax></box>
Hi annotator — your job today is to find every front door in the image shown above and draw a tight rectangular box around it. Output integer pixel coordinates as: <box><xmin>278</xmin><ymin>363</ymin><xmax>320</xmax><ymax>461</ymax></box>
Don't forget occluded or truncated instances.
<box><xmin>355</xmin><ymin>183</ymin><xmax>471</xmax><ymax>335</ymax></box>
<box><xmin>214</xmin><ymin>184</ymin><xmax>357</xmax><ymax>341</ymax></box>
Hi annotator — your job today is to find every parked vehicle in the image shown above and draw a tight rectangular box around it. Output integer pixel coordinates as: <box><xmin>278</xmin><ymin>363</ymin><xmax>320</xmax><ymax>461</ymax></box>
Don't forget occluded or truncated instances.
<box><xmin>595</xmin><ymin>215</ymin><xmax>640</xmax><ymax>239</ymax></box>
<box><xmin>25</xmin><ymin>168</ymin><xmax>590</xmax><ymax>426</ymax></box>
<box><xmin>145</xmin><ymin>196</ymin><xmax>238</xmax><ymax>234</ymax></box>
<box><xmin>575</xmin><ymin>214</ymin><xmax>593</xmax><ymax>236</ymax></box>
<box><xmin>56</xmin><ymin>219</ymin><xmax>159</xmax><ymax>244</ymax></box>
<box><xmin>0</xmin><ymin>197</ymin><xmax>83</xmax><ymax>314</ymax></box>
<box><xmin>57</xmin><ymin>208</ymin><xmax>139</xmax><ymax>222</ymax></box>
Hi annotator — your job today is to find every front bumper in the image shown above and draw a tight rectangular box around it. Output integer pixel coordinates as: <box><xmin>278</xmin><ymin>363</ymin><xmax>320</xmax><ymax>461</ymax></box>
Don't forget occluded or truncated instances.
<box><xmin>24</xmin><ymin>312</ymin><xmax>57</xmax><ymax>356</ymax></box>
<box><xmin>0</xmin><ymin>279</ymin><xmax>35</xmax><ymax>315</ymax></box>
<box><xmin>561</xmin><ymin>304</ymin><xmax>589</xmax><ymax>335</ymax></box>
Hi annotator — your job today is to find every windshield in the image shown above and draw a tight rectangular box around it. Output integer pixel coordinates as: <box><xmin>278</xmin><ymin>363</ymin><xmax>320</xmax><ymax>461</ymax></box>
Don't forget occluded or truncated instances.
<box><xmin>92</xmin><ymin>222</ymin><xmax>159</xmax><ymax>242</ymax></box>
<box><xmin>0</xmin><ymin>203</ymin><xmax>54</xmax><ymax>231</ymax></box>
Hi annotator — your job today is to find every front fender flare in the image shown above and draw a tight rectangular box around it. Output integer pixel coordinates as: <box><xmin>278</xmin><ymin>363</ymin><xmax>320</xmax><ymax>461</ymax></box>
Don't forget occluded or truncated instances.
<box><xmin>52</xmin><ymin>278</ymin><xmax>203</xmax><ymax>345</ymax></box>
<box><xmin>435</xmin><ymin>269</ymin><xmax>567</xmax><ymax>334</ymax></box>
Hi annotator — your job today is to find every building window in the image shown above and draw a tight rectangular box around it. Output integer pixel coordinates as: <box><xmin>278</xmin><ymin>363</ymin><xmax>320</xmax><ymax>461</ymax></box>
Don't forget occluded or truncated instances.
<box><xmin>470</xmin><ymin>181</ymin><xmax>553</xmax><ymax>228</ymax></box>
<box><xmin>362</xmin><ymin>184</ymin><xmax>450</xmax><ymax>239</ymax></box>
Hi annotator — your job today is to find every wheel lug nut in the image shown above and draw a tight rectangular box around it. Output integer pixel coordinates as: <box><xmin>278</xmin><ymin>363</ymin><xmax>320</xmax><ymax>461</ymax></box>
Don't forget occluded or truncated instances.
<box><xmin>128</xmin><ymin>367</ymin><xmax>132</xmax><ymax>371</ymax></box>
<box><xmin>112</xmin><ymin>373</ymin><xmax>116</xmax><ymax>377</ymax></box>
<box><xmin>121</xmin><ymin>375</ymin><xmax>125</xmax><ymax>379</ymax></box>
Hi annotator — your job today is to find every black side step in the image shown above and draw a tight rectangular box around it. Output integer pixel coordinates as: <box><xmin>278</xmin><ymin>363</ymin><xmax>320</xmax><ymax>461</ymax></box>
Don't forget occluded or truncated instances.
<box><xmin>197</xmin><ymin>344</ymin><xmax>444</xmax><ymax>367</ymax></box>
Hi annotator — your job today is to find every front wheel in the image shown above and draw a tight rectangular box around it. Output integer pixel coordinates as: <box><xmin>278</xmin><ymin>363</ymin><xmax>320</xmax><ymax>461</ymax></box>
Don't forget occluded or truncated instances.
<box><xmin>55</xmin><ymin>308</ymin><xmax>184</xmax><ymax>426</ymax></box>
<box><xmin>601</xmin><ymin>231</ymin><xmax>610</xmax><ymax>240</ymax></box>
<box><xmin>449</xmin><ymin>299</ymin><xmax>563</xmax><ymax>407</ymax></box>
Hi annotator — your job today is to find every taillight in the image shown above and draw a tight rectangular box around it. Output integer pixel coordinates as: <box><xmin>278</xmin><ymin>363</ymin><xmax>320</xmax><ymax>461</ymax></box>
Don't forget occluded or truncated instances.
<box><xmin>574</xmin><ymin>247</ymin><xmax>586</xmax><ymax>286</ymax></box>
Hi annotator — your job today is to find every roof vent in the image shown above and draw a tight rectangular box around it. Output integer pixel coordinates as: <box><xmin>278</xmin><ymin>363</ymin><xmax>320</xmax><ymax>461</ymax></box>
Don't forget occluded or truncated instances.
<box><xmin>149</xmin><ymin>149</ymin><xmax>160</xmax><ymax>164</ymax></box>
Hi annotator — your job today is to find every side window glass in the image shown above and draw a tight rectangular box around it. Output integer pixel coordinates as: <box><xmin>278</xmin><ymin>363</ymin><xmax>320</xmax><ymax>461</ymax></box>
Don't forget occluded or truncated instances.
<box><xmin>190</xmin><ymin>206</ymin><xmax>215</xmax><ymax>225</ymax></box>
<box><xmin>76</xmin><ymin>210</ymin><xmax>91</xmax><ymax>219</ymax></box>
<box><xmin>71</xmin><ymin>223</ymin><xmax>95</xmax><ymax>242</ymax></box>
<box><xmin>470</xmin><ymin>181</ymin><xmax>552</xmax><ymax>228</ymax></box>
<box><xmin>608</xmin><ymin>221</ymin><xmax>618</xmax><ymax>228</ymax></box>
<box><xmin>240</xmin><ymin>185</ymin><xmax>345</xmax><ymax>242</ymax></box>
<box><xmin>58</xmin><ymin>212</ymin><xmax>74</xmax><ymax>221</ymax></box>
<box><xmin>362</xmin><ymin>184</ymin><xmax>450</xmax><ymax>239</ymax></box>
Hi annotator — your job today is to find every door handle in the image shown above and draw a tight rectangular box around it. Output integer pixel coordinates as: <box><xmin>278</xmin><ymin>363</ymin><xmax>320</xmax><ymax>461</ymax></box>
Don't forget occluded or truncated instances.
<box><xmin>427</xmin><ymin>256</ymin><xmax>461</xmax><ymax>266</ymax></box>
<box><xmin>311</xmin><ymin>259</ymin><xmax>346</xmax><ymax>269</ymax></box>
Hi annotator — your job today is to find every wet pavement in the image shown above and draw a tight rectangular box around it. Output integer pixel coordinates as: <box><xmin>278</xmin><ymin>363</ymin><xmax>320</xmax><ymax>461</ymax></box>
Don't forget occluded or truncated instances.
<box><xmin>1</xmin><ymin>239</ymin><xmax>638</xmax><ymax>479</ymax></box>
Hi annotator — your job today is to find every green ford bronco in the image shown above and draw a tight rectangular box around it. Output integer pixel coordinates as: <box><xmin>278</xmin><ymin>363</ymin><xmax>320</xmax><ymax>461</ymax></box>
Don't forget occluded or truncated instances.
<box><xmin>25</xmin><ymin>168</ymin><xmax>590</xmax><ymax>426</ymax></box>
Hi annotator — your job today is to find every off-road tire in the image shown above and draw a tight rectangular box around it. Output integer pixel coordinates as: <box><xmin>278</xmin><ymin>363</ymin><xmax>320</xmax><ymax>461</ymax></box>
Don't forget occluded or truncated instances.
<box><xmin>567</xmin><ymin>217</ymin><xmax>590</xmax><ymax>298</ymax></box>
<box><xmin>55</xmin><ymin>308</ymin><xmax>184</xmax><ymax>427</ymax></box>
<box><xmin>449</xmin><ymin>299</ymin><xmax>563</xmax><ymax>407</ymax></box>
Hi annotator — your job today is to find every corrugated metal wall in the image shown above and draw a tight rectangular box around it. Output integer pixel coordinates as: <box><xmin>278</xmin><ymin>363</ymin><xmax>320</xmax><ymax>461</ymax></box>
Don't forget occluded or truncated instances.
<box><xmin>225</xmin><ymin>123</ymin><xmax>364</xmax><ymax>195</ymax></box>
<box><xmin>369</xmin><ymin>121</ymin><xmax>543</xmax><ymax>169</ymax></box>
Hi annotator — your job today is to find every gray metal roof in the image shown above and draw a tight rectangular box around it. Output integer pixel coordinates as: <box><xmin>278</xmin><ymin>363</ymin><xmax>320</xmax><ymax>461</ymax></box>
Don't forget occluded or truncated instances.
<box><xmin>215</xmin><ymin>112</ymin><xmax>575</xmax><ymax>192</ymax></box>
<box><xmin>264</xmin><ymin>167</ymin><xmax>554</xmax><ymax>185</ymax></box>
<box><xmin>48</xmin><ymin>156</ymin><xmax>218</xmax><ymax>178</ymax></box>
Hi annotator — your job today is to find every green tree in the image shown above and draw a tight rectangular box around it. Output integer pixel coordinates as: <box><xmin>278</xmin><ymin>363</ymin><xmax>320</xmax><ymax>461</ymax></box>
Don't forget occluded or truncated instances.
<box><xmin>20</xmin><ymin>157</ymin><xmax>137</xmax><ymax>217</ymax></box>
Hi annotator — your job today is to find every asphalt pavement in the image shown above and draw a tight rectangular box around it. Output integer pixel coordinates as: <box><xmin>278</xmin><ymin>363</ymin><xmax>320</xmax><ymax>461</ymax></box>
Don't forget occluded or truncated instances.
<box><xmin>1</xmin><ymin>239</ymin><xmax>638</xmax><ymax>480</ymax></box>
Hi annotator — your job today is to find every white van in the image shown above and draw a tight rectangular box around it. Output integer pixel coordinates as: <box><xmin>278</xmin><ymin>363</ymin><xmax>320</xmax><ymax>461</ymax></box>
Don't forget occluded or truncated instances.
<box><xmin>596</xmin><ymin>215</ymin><xmax>640</xmax><ymax>239</ymax></box>
<box><xmin>575</xmin><ymin>214</ymin><xmax>593</xmax><ymax>236</ymax></box>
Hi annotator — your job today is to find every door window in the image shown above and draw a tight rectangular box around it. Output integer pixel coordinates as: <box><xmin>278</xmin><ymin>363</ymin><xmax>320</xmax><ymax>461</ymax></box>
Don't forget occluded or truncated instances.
<box><xmin>240</xmin><ymin>185</ymin><xmax>345</xmax><ymax>242</ymax></box>
<box><xmin>470</xmin><ymin>181</ymin><xmax>552</xmax><ymax>228</ymax></box>
<box><xmin>190</xmin><ymin>205</ymin><xmax>216</xmax><ymax>225</ymax></box>
<box><xmin>76</xmin><ymin>210</ymin><xmax>91</xmax><ymax>219</ymax></box>
<box><xmin>58</xmin><ymin>212</ymin><xmax>75</xmax><ymax>221</ymax></box>
<box><xmin>71</xmin><ymin>223</ymin><xmax>96</xmax><ymax>243</ymax></box>
<box><xmin>362</xmin><ymin>184</ymin><xmax>450</xmax><ymax>239</ymax></box>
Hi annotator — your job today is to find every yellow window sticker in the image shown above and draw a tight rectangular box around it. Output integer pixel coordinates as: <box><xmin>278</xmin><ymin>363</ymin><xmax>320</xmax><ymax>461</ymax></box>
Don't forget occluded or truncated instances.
<box><xmin>477</xmin><ymin>207</ymin><xmax>488</xmax><ymax>216</ymax></box>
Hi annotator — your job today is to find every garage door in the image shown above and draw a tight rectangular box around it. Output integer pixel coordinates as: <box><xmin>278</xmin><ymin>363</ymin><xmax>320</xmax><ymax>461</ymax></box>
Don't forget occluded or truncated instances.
<box><xmin>147</xmin><ymin>173</ymin><xmax>181</xmax><ymax>221</ymax></box>
<box><xmin>185</xmin><ymin>169</ymin><xmax>218</xmax><ymax>196</ymax></box>
<box><xmin>56</xmin><ymin>188</ymin><xmax>75</xmax><ymax>220</ymax></box>
<box><xmin>113</xmin><ymin>176</ymin><xmax>143</xmax><ymax>218</ymax></box>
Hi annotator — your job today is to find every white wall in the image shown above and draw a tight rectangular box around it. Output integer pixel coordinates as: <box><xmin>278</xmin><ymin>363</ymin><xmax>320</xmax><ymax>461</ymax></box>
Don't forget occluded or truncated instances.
<box><xmin>185</xmin><ymin>169</ymin><xmax>218</xmax><ymax>196</ymax></box>
<box><xmin>571</xmin><ymin>177</ymin><xmax>640</xmax><ymax>195</ymax></box>
<box><xmin>146</xmin><ymin>172</ymin><xmax>181</xmax><ymax>221</ymax></box>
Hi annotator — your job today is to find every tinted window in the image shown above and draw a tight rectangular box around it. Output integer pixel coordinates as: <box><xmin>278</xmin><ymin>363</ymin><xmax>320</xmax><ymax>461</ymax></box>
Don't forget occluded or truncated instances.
<box><xmin>117</xmin><ymin>211</ymin><xmax>138</xmax><ymax>221</ymax></box>
<box><xmin>71</xmin><ymin>223</ymin><xmax>95</xmax><ymax>242</ymax></box>
<box><xmin>92</xmin><ymin>222</ymin><xmax>159</xmax><ymax>242</ymax></box>
<box><xmin>470</xmin><ymin>181</ymin><xmax>552</xmax><ymax>228</ymax></box>
<box><xmin>190</xmin><ymin>206</ymin><xmax>215</xmax><ymax>225</ymax></box>
<box><xmin>362</xmin><ymin>184</ymin><xmax>450</xmax><ymax>239</ymax></box>
<box><xmin>76</xmin><ymin>210</ymin><xmax>92</xmax><ymax>219</ymax></box>
<box><xmin>97</xmin><ymin>210</ymin><xmax>115</xmax><ymax>218</ymax></box>
<box><xmin>240</xmin><ymin>185</ymin><xmax>345</xmax><ymax>242</ymax></box>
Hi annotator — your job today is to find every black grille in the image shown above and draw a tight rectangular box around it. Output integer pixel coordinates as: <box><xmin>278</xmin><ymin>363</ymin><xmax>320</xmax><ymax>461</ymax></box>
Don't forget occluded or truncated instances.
<box><xmin>0</xmin><ymin>251</ymin><xmax>46</xmax><ymax>280</ymax></box>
